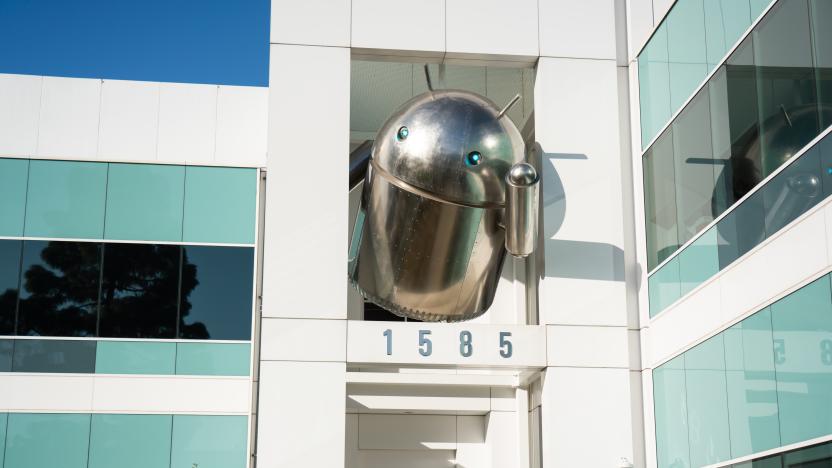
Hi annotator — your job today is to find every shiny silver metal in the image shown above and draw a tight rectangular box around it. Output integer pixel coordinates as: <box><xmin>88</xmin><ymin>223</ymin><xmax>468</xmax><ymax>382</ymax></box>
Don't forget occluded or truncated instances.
<box><xmin>505</xmin><ymin>163</ymin><xmax>539</xmax><ymax>257</ymax></box>
<box><xmin>349</xmin><ymin>89</ymin><xmax>536</xmax><ymax>322</ymax></box>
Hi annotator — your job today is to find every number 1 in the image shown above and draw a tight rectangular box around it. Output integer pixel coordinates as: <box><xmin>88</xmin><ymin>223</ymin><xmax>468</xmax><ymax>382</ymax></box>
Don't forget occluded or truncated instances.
<box><xmin>383</xmin><ymin>329</ymin><xmax>392</xmax><ymax>355</ymax></box>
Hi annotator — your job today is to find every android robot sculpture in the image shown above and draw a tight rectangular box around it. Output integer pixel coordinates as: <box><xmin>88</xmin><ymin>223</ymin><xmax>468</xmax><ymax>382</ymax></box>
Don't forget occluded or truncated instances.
<box><xmin>348</xmin><ymin>69</ymin><xmax>539</xmax><ymax>322</ymax></box>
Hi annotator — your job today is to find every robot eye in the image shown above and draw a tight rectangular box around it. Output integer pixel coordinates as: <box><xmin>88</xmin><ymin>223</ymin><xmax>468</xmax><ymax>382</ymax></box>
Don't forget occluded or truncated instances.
<box><xmin>465</xmin><ymin>151</ymin><xmax>483</xmax><ymax>166</ymax></box>
<box><xmin>397</xmin><ymin>126</ymin><xmax>409</xmax><ymax>141</ymax></box>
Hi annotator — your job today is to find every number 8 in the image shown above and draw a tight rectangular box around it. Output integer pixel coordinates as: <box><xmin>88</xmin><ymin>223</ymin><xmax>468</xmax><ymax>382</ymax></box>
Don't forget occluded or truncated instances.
<box><xmin>460</xmin><ymin>331</ymin><xmax>473</xmax><ymax>357</ymax></box>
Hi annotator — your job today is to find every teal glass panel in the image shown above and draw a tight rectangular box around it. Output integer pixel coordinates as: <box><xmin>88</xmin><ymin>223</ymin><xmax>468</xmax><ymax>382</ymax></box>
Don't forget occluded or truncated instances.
<box><xmin>183</xmin><ymin>166</ymin><xmax>257</xmax><ymax>244</ymax></box>
<box><xmin>724</xmin><ymin>308</ymin><xmax>781</xmax><ymax>458</ymax></box>
<box><xmin>762</xmin><ymin>145</ymin><xmax>822</xmax><ymax>236</ymax></box>
<box><xmin>678</xmin><ymin>227</ymin><xmax>719</xmax><ymax>296</ymax></box>
<box><xmin>750</xmin><ymin>0</ymin><xmax>771</xmax><ymax>19</ymax></box>
<box><xmin>171</xmin><ymin>415</ymin><xmax>248</xmax><ymax>468</ymax></box>
<box><xmin>715</xmin><ymin>189</ymin><xmax>765</xmax><ymax>269</ymax></box>
<box><xmin>176</xmin><ymin>342</ymin><xmax>250</xmax><ymax>376</ymax></box>
<box><xmin>649</xmin><ymin>256</ymin><xmax>681</xmax><ymax>317</ymax></box>
<box><xmin>783</xmin><ymin>441</ymin><xmax>832</xmax><ymax>465</ymax></box>
<box><xmin>104</xmin><ymin>163</ymin><xmax>185</xmax><ymax>242</ymax></box>
<box><xmin>810</xmin><ymin>0</ymin><xmax>832</xmax><ymax>128</ymax></box>
<box><xmin>654</xmin><ymin>355</ymin><xmax>690</xmax><ymax>468</ymax></box>
<box><xmin>88</xmin><ymin>414</ymin><xmax>172</xmax><ymax>468</ymax></box>
<box><xmin>0</xmin><ymin>340</ymin><xmax>11</xmax><ymax>371</ymax></box>
<box><xmin>0</xmin><ymin>158</ymin><xmax>28</xmax><ymax>237</ymax></box>
<box><xmin>667</xmin><ymin>0</ymin><xmax>709</xmax><ymax>111</ymax></box>
<box><xmin>771</xmin><ymin>274</ymin><xmax>832</xmax><ymax>444</ymax></box>
<box><xmin>4</xmin><ymin>413</ymin><xmax>91</xmax><ymax>468</ymax></box>
<box><xmin>24</xmin><ymin>160</ymin><xmax>107</xmax><ymax>239</ymax></box>
<box><xmin>0</xmin><ymin>413</ymin><xmax>6</xmax><ymax>468</ymax></box>
<box><xmin>704</xmin><ymin>0</ymin><xmax>752</xmax><ymax>68</ymax></box>
<box><xmin>644</xmin><ymin>129</ymin><xmax>679</xmax><ymax>271</ymax></box>
<box><xmin>639</xmin><ymin>22</ymin><xmax>671</xmax><ymax>148</ymax></box>
<box><xmin>95</xmin><ymin>341</ymin><xmax>176</xmax><ymax>375</ymax></box>
<box><xmin>686</xmin><ymin>334</ymin><xmax>731</xmax><ymax>466</ymax></box>
<box><xmin>733</xmin><ymin>454</ymin><xmax>783</xmax><ymax>468</ymax></box>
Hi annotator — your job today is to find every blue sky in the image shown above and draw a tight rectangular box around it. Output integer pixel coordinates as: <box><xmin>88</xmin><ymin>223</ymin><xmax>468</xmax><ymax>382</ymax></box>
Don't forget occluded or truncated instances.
<box><xmin>0</xmin><ymin>0</ymin><xmax>270</xmax><ymax>87</ymax></box>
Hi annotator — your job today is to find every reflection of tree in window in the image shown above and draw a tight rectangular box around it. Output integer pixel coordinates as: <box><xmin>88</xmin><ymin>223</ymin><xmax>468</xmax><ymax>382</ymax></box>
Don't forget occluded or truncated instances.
<box><xmin>17</xmin><ymin>241</ymin><xmax>100</xmax><ymax>337</ymax></box>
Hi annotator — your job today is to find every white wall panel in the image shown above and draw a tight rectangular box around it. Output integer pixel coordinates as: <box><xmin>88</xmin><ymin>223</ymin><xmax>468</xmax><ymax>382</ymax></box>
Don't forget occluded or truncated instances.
<box><xmin>346</xmin><ymin>384</ymin><xmax>491</xmax><ymax>414</ymax></box>
<box><xmin>535</xmin><ymin>57</ymin><xmax>626</xmax><ymax>327</ymax></box>
<box><xmin>547</xmin><ymin>325</ymin><xmax>629</xmax><ymax>368</ymax></box>
<box><xmin>627</xmin><ymin>0</ymin><xmax>654</xmax><ymax>61</ymax></box>
<box><xmin>259</xmin><ymin>318</ymin><xmax>346</xmax><ymax>362</ymax></box>
<box><xmin>157</xmin><ymin>82</ymin><xmax>217</xmax><ymax>164</ymax></box>
<box><xmin>257</xmin><ymin>361</ymin><xmax>345</xmax><ymax>468</ymax></box>
<box><xmin>97</xmin><ymin>80</ymin><xmax>160</xmax><ymax>162</ymax></box>
<box><xmin>648</xmin><ymin>279</ymin><xmax>721</xmax><ymax>366</ymax></box>
<box><xmin>215</xmin><ymin>85</ymin><xmax>268</xmax><ymax>167</ymax></box>
<box><xmin>0</xmin><ymin>74</ymin><xmax>41</xmax><ymax>156</ymax></box>
<box><xmin>539</xmin><ymin>0</ymin><xmax>616</xmax><ymax>60</ymax></box>
<box><xmin>37</xmin><ymin>76</ymin><xmax>101</xmax><ymax>159</ymax></box>
<box><xmin>351</xmin><ymin>0</ymin><xmax>444</xmax><ymax>56</ymax></box>
<box><xmin>542</xmin><ymin>367</ymin><xmax>633</xmax><ymax>467</ymax></box>
<box><xmin>359</xmin><ymin>414</ymin><xmax>456</xmax><ymax>450</ymax></box>
<box><xmin>92</xmin><ymin>376</ymin><xmax>250</xmax><ymax>414</ymax></box>
<box><xmin>446</xmin><ymin>0</ymin><xmax>538</xmax><ymax>59</ymax></box>
<box><xmin>264</xmin><ymin>44</ymin><xmax>349</xmax><ymax>319</ymax></box>
<box><xmin>652</xmin><ymin>0</ymin><xmax>675</xmax><ymax>24</ymax></box>
<box><xmin>0</xmin><ymin>374</ymin><xmax>93</xmax><ymax>411</ymax></box>
<box><xmin>271</xmin><ymin>0</ymin><xmax>350</xmax><ymax>47</ymax></box>
<box><xmin>455</xmin><ymin>415</ymin><xmax>489</xmax><ymax>467</ymax></box>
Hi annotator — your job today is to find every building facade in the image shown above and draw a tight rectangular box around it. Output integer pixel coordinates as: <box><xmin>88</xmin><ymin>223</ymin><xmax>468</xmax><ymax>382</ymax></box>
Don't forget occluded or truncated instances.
<box><xmin>0</xmin><ymin>0</ymin><xmax>828</xmax><ymax>467</ymax></box>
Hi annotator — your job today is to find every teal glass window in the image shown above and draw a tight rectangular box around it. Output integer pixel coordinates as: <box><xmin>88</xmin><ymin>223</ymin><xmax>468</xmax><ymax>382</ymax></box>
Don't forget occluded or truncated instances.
<box><xmin>783</xmin><ymin>442</ymin><xmax>832</xmax><ymax>466</ymax></box>
<box><xmin>762</xmin><ymin>145</ymin><xmax>823</xmax><ymax>235</ymax></box>
<box><xmin>639</xmin><ymin>22</ymin><xmax>671</xmax><ymax>148</ymax></box>
<box><xmin>715</xmin><ymin>189</ymin><xmax>765</xmax><ymax>269</ymax></box>
<box><xmin>654</xmin><ymin>356</ymin><xmax>690</xmax><ymax>468</ymax></box>
<box><xmin>685</xmin><ymin>334</ymin><xmax>731</xmax><ymax>466</ymax></box>
<box><xmin>770</xmin><ymin>274</ymin><xmax>832</xmax><ymax>444</ymax></box>
<box><xmin>95</xmin><ymin>341</ymin><xmax>176</xmax><ymax>375</ymax></box>
<box><xmin>0</xmin><ymin>240</ymin><xmax>22</xmax><ymax>335</ymax></box>
<box><xmin>644</xmin><ymin>129</ymin><xmax>678</xmax><ymax>270</ymax></box>
<box><xmin>176</xmin><ymin>342</ymin><xmax>250</xmax><ymax>376</ymax></box>
<box><xmin>750</xmin><ymin>0</ymin><xmax>771</xmax><ymax>18</ymax></box>
<box><xmin>678</xmin><ymin>227</ymin><xmax>719</xmax><ymax>296</ymax></box>
<box><xmin>0</xmin><ymin>339</ymin><xmax>11</xmax><ymax>371</ymax></box>
<box><xmin>0</xmin><ymin>158</ymin><xmax>28</xmax><ymax>237</ymax></box>
<box><xmin>4</xmin><ymin>413</ymin><xmax>91</xmax><ymax>468</ymax></box>
<box><xmin>24</xmin><ymin>160</ymin><xmax>107</xmax><ymax>239</ymax></box>
<box><xmin>704</xmin><ymin>0</ymin><xmax>752</xmax><ymax>68</ymax></box>
<box><xmin>183</xmin><ymin>166</ymin><xmax>257</xmax><ymax>244</ymax></box>
<box><xmin>0</xmin><ymin>413</ymin><xmax>6</xmax><ymax>468</ymax></box>
<box><xmin>811</xmin><ymin>0</ymin><xmax>832</xmax><ymax>128</ymax></box>
<box><xmin>649</xmin><ymin>256</ymin><xmax>681</xmax><ymax>318</ymax></box>
<box><xmin>12</xmin><ymin>339</ymin><xmax>97</xmax><ymax>373</ymax></box>
<box><xmin>88</xmin><ymin>414</ymin><xmax>173</xmax><ymax>468</ymax></box>
<box><xmin>667</xmin><ymin>0</ymin><xmax>709</xmax><ymax>111</ymax></box>
<box><xmin>171</xmin><ymin>415</ymin><xmax>248</xmax><ymax>468</ymax></box>
<box><xmin>724</xmin><ymin>308</ymin><xmax>780</xmax><ymax>457</ymax></box>
<box><xmin>104</xmin><ymin>163</ymin><xmax>185</xmax><ymax>242</ymax></box>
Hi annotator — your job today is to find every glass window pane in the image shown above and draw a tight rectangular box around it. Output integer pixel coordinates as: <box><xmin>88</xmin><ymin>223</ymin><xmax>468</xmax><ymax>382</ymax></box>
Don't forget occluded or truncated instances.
<box><xmin>17</xmin><ymin>241</ymin><xmax>100</xmax><ymax>337</ymax></box>
<box><xmin>104</xmin><ymin>163</ymin><xmax>185</xmax><ymax>242</ymax></box>
<box><xmin>668</xmin><ymin>0</ymin><xmax>709</xmax><ymax>110</ymax></box>
<box><xmin>95</xmin><ymin>341</ymin><xmax>175</xmax><ymax>375</ymax></box>
<box><xmin>12</xmin><ymin>339</ymin><xmax>96</xmax><ymax>373</ymax></box>
<box><xmin>810</xmin><ymin>0</ymin><xmax>832</xmax><ymax>128</ymax></box>
<box><xmin>99</xmin><ymin>243</ymin><xmax>180</xmax><ymax>339</ymax></box>
<box><xmin>715</xmin><ymin>189</ymin><xmax>765</xmax><ymax>269</ymax></box>
<box><xmin>704</xmin><ymin>0</ymin><xmax>752</xmax><ymax>68</ymax></box>
<box><xmin>0</xmin><ymin>339</ymin><xmax>11</xmax><ymax>371</ymax></box>
<box><xmin>171</xmin><ymin>415</ymin><xmax>248</xmax><ymax>468</ymax></box>
<box><xmin>180</xmin><ymin>246</ymin><xmax>254</xmax><ymax>340</ymax></box>
<box><xmin>176</xmin><ymin>342</ymin><xmax>250</xmax><ymax>376</ymax></box>
<box><xmin>88</xmin><ymin>414</ymin><xmax>172</xmax><ymax>468</ymax></box>
<box><xmin>0</xmin><ymin>412</ymin><xmax>6</xmax><ymax>468</ymax></box>
<box><xmin>750</xmin><ymin>0</ymin><xmax>772</xmax><ymax>19</ymax></box>
<box><xmin>771</xmin><ymin>274</ymin><xmax>832</xmax><ymax>444</ymax></box>
<box><xmin>4</xmin><ymin>413</ymin><xmax>91</xmax><ymax>468</ymax></box>
<box><xmin>649</xmin><ymin>256</ymin><xmax>681</xmax><ymax>317</ymax></box>
<box><xmin>0</xmin><ymin>158</ymin><xmax>28</xmax><ymax>237</ymax></box>
<box><xmin>733</xmin><ymin>454</ymin><xmax>784</xmax><ymax>468</ymax></box>
<box><xmin>0</xmin><ymin>239</ymin><xmax>22</xmax><ymax>335</ymax></box>
<box><xmin>783</xmin><ymin>442</ymin><xmax>832</xmax><ymax>466</ymax></box>
<box><xmin>654</xmin><ymin>355</ymin><xmax>691</xmax><ymax>468</ymax></box>
<box><xmin>820</xmin><ymin>134</ymin><xmax>832</xmax><ymax>198</ymax></box>
<box><xmin>24</xmin><ymin>160</ymin><xmax>107</xmax><ymax>239</ymax></box>
<box><xmin>724</xmin><ymin>308</ymin><xmax>781</xmax><ymax>458</ymax></box>
<box><xmin>686</xmin><ymin>334</ymin><xmax>731</xmax><ymax>466</ymax></box>
<box><xmin>679</xmin><ymin>227</ymin><xmax>720</xmax><ymax>295</ymax></box>
<box><xmin>753</xmin><ymin>0</ymin><xmax>819</xmax><ymax>177</ymax></box>
<box><xmin>673</xmin><ymin>87</ymin><xmax>717</xmax><ymax>243</ymax></box>
<box><xmin>183</xmin><ymin>167</ymin><xmax>257</xmax><ymax>244</ymax></box>
<box><xmin>644</xmin><ymin>129</ymin><xmax>679</xmax><ymax>270</ymax></box>
<box><xmin>639</xmin><ymin>22</ymin><xmax>671</xmax><ymax>148</ymax></box>
<box><xmin>762</xmin><ymin>145</ymin><xmax>823</xmax><ymax>235</ymax></box>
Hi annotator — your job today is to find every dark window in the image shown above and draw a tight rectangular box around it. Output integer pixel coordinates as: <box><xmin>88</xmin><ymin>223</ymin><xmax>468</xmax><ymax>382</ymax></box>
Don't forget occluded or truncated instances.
<box><xmin>0</xmin><ymin>239</ymin><xmax>22</xmax><ymax>335</ymax></box>
<box><xmin>763</xmin><ymin>145</ymin><xmax>823</xmax><ymax>234</ymax></box>
<box><xmin>179</xmin><ymin>246</ymin><xmax>253</xmax><ymax>340</ymax></box>
<box><xmin>99</xmin><ymin>243</ymin><xmax>180</xmax><ymax>339</ymax></box>
<box><xmin>716</xmin><ymin>190</ymin><xmax>765</xmax><ymax>269</ymax></box>
<box><xmin>12</xmin><ymin>339</ymin><xmax>96</xmax><ymax>373</ymax></box>
<box><xmin>0</xmin><ymin>339</ymin><xmax>12</xmax><ymax>371</ymax></box>
<box><xmin>643</xmin><ymin>128</ymin><xmax>679</xmax><ymax>270</ymax></box>
<box><xmin>16</xmin><ymin>241</ymin><xmax>100</xmax><ymax>337</ymax></box>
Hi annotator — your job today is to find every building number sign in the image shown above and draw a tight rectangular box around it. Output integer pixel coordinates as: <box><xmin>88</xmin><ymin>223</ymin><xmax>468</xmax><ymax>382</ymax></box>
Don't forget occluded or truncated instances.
<box><xmin>383</xmin><ymin>329</ymin><xmax>514</xmax><ymax>358</ymax></box>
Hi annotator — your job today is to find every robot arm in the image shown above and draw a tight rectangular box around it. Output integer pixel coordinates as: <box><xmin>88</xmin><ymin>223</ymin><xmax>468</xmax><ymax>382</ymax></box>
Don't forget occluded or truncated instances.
<box><xmin>504</xmin><ymin>162</ymin><xmax>539</xmax><ymax>257</ymax></box>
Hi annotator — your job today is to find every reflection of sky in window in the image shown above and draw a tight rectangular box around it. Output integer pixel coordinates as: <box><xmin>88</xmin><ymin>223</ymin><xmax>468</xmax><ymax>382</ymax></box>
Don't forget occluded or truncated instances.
<box><xmin>181</xmin><ymin>246</ymin><xmax>254</xmax><ymax>340</ymax></box>
<box><xmin>0</xmin><ymin>0</ymin><xmax>269</xmax><ymax>86</ymax></box>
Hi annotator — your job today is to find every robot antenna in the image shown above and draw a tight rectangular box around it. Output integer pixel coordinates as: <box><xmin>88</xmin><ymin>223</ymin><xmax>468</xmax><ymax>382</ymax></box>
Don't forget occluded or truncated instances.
<box><xmin>497</xmin><ymin>94</ymin><xmax>521</xmax><ymax>119</ymax></box>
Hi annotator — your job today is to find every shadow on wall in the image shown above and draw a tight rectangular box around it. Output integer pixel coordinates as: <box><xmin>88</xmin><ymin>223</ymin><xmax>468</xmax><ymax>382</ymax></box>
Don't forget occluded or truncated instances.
<box><xmin>538</xmin><ymin>147</ymin><xmax>627</xmax><ymax>283</ymax></box>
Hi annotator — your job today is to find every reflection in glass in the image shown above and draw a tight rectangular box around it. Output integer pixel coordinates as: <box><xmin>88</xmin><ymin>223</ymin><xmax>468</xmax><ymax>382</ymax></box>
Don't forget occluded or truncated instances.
<box><xmin>644</xmin><ymin>129</ymin><xmax>679</xmax><ymax>270</ymax></box>
<box><xmin>99</xmin><ymin>243</ymin><xmax>181</xmax><ymax>339</ymax></box>
<box><xmin>179</xmin><ymin>246</ymin><xmax>254</xmax><ymax>340</ymax></box>
<box><xmin>654</xmin><ymin>356</ymin><xmax>691</xmax><ymax>468</ymax></box>
<box><xmin>685</xmin><ymin>334</ymin><xmax>730</xmax><ymax>466</ymax></box>
<box><xmin>811</xmin><ymin>0</ymin><xmax>832</xmax><ymax>128</ymax></box>
<box><xmin>0</xmin><ymin>338</ymin><xmax>12</xmax><ymax>372</ymax></box>
<box><xmin>12</xmin><ymin>339</ymin><xmax>96</xmax><ymax>373</ymax></box>
<box><xmin>716</xmin><ymin>189</ymin><xmax>765</xmax><ymax>268</ymax></box>
<box><xmin>762</xmin><ymin>145</ymin><xmax>823</xmax><ymax>234</ymax></box>
<box><xmin>0</xmin><ymin>239</ymin><xmax>21</xmax><ymax>335</ymax></box>
<box><xmin>17</xmin><ymin>241</ymin><xmax>100</xmax><ymax>337</ymax></box>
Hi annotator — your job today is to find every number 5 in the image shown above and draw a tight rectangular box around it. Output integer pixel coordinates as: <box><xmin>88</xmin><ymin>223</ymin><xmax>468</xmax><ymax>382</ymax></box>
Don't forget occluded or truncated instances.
<box><xmin>499</xmin><ymin>332</ymin><xmax>513</xmax><ymax>358</ymax></box>
<box><xmin>419</xmin><ymin>330</ymin><xmax>432</xmax><ymax>356</ymax></box>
